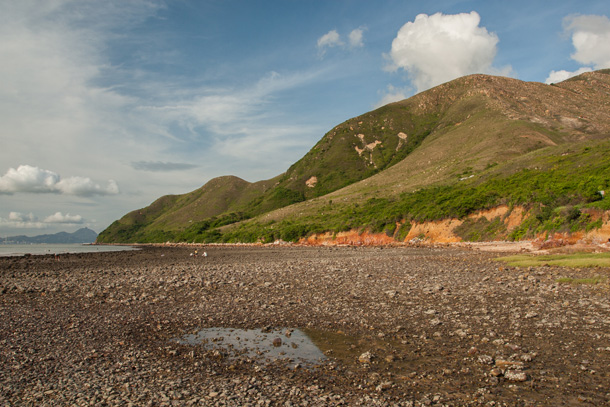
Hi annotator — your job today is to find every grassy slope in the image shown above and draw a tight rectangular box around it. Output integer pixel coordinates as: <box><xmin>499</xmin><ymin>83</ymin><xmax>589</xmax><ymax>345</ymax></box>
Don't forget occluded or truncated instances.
<box><xmin>497</xmin><ymin>253</ymin><xmax>610</xmax><ymax>268</ymax></box>
<box><xmin>98</xmin><ymin>70</ymin><xmax>610</xmax><ymax>243</ymax></box>
<box><xmin>97</xmin><ymin>175</ymin><xmax>279</xmax><ymax>243</ymax></box>
<box><xmin>280</xmin><ymin>103</ymin><xmax>440</xmax><ymax>198</ymax></box>
<box><xmin>251</xmin><ymin>72</ymin><xmax>610</xmax><ymax>225</ymax></box>
<box><xmin>220</xmin><ymin>138</ymin><xmax>610</xmax><ymax>243</ymax></box>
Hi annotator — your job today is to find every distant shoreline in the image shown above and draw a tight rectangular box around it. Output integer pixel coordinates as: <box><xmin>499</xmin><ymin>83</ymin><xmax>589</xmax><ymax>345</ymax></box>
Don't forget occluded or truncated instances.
<box><xmin>0</xmin><ymin>243</ymin><xmax>138</xmax><ymax>257</ymax></box>
<box><xmin>93</xmin><ymin>238</ymin><xmax>610</xmax><ymax>255</ymax></box>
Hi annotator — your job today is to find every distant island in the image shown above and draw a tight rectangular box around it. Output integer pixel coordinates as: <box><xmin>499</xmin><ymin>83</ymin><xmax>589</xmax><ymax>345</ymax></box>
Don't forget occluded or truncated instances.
<box><xmin>0</xmin><ymin>228</ymin><xmax>98</xmax><ymax>244</ymax></box>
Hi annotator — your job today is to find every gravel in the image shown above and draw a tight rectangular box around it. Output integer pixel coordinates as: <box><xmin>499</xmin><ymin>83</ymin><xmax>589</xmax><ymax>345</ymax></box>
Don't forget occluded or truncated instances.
<box><xmin>1</xmin><ymin>245</ymin><xmax>609</xmax><ymax>406</ymax></box>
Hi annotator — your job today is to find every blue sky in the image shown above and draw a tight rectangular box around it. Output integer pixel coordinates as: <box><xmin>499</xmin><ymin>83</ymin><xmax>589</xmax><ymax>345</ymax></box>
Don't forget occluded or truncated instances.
<box><xmin>1</xmin><ymin>0</ymin><xmax>609</xmax><ymax>236</ymax></box>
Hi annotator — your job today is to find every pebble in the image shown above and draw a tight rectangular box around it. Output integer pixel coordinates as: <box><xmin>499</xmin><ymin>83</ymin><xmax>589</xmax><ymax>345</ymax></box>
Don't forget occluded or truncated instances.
<box><xmin>478</xmin><ymin>355</ymin><xmax>494</xmax><ymax>365</ymax></box>
<box><xmin>358</xmin><ymin>351</ymin><xmax>373</xmax><ymax>363</ymax></box>
<box><xmin>504</xmin><ymin>370</ymin><xmax>528</xmax><ymax>382</ymax></box>
<box><xmin>1</xmin><ymin>245</ymin><xmax>608</xmax><ymax>406</ymax></box>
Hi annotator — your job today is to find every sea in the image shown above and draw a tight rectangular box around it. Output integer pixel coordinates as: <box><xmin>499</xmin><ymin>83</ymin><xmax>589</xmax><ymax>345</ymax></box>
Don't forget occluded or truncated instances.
<box><xmin>0</xmin><ymin>244</ymin><xmax>138</xmax><ymax>257</ymax></box>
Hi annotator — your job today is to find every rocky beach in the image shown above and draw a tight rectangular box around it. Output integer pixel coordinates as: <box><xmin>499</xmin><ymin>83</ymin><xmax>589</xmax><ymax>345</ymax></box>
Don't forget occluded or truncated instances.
<box><xmin>1</xmin><ymin>245</ymin><xmax>609</xmax><ymax>406</ymax></box>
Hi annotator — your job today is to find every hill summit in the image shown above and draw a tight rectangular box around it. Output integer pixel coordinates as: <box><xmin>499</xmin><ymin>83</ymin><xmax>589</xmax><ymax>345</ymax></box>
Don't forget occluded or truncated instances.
<box><xmin>98</xmin><ymin>70</ymin><xmax>610</xmax><ymax>244</ymax></box>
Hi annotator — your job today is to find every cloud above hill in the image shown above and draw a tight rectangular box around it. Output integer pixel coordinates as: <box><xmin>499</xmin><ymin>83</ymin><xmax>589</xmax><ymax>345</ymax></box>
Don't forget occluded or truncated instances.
<box><xmin>0</xmin><ymin>165</ymin><xmax>119</xmax><ymax>197</ymax></box>
<box><xmin>0</xmin><ymin>211</ymin><xmax>85</xmax><ymax>229</ymax></box>
<box><xmin>546</xmin><ymin>14</ymin><xmax>610</xmax><ymax>83</ymax></box>
<box><xmin>3</xmin><ymin>212</ymin><xmax>42</xmax><ymax>229</ymax></box>
<box><xmin>545</xmin><ymin>67</ymin><xmax>593</xmax><ymax>85</ymax></box>
<box><xmin>386</xmin><ymin>11</ymin><xmax>509</xmax><ymax>93</ymax></box>
<box><xmin>567</xmin><ymin>14</ymin><xmax>610</xmax><ymax>68</ymax></box>
<box><xmin>44</xmin><ymin>212</ymin><xmax>84</xmax><ymax>224</ymax></box>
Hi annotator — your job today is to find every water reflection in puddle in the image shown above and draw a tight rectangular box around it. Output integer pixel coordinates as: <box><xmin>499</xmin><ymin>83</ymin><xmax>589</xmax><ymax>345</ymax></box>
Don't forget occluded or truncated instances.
<box><xmin>173</xmin><ymin>328</ymin><xmax>326</xmax><ymax>366</ymax></box>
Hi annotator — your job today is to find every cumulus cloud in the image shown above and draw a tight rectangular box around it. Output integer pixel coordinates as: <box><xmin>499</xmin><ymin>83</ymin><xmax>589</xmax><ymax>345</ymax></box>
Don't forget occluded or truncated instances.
<box><xmin>0</xmin><ymin>165</ymin><xmax>119</xmax><ymax>197</ymax></box>
<box><xmin>0</xmin><ymin>211</ymin><xmax>84</xmax><ymax>229</ymax></box>
<box><xmin>545</xmin><ymin>67</ymin><xmax>593</xmax><ymax>84</ymax></box>
<box><xmin>43</xmin><ymin>212</ymin><xmax>84</xmax><ymax>224</ymax></box>
<box><xmin>545</xmin><ymin>14</ymin><xmax>610</xmax><ymax>84</ymax></box>
<box><xmin>317</xmin><ymin>27</ymin><xmax>366</xmax><ymax>56</ymax></box>
<box><xmin>317</xmin><ymin>30</ymin><xmax>343</xmax><ymax>50</ymax></box>
<box><xmin>0</xmin><ymin>165</ymin><xmax>59</xmax><ymax>194</ymax></box>
<box><xmin>131</xmin><ymin>161</ymin><xmax>199</xmax><ymax>172</ymax></box>
<box><xmin>0</xmin><ymin>212</ymin><xmax>44</xmax><ymax>229</ymax></box>
<box><xmin>387</xmin><ymin>11</ymin><xmax>507</xmax><ymax>93</ymax></box>
<box><xmin>566</xmin><ymin>14</ymin><xmax>610</xmax><ymax>68</ymax></box>
<box><xmin>348</xmin><ymin>28</ymin><xmax>365</xmax><ymax>48</ymax></box>
<box><xmin>56</xmin><ymin>177</ymin><xmax>119</xmax><ymax>196</ymax></box>
<box><xmin>9</xmin><ymin>212</ymin><xmax>37</xmax><ymax>223</ymax></box>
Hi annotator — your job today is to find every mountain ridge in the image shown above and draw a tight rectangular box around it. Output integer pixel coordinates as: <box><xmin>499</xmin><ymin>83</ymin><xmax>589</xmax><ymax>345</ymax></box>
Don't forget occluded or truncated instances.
<box><xmin>97</xmin><ymin>70</ymin><xmax>610</xmax><ymax>244</ymax></box>
<box><xmin>1</xmin><ymin>228</ymin><xmax>98</xmax><ymax>244</ymax></box>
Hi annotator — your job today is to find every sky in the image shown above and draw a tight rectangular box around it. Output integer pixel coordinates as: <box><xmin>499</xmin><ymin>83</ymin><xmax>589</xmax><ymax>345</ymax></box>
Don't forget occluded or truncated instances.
<box><xmin>1</xmin><ymin>0</ymin><xmax>610</xmax><ymax>237</ymax></box>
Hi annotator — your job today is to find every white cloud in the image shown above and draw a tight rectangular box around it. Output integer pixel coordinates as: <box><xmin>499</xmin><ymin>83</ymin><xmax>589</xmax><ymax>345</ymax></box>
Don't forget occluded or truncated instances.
<box><xmin>0</xmin><ymin>212</ymin><xmax>45</xmax><ymax>229</ymax></box>
<box><xmin>56</xmin><ymin>177</ymin><xmax>119</xmax><ymax>197</ymax></box>
<box><xmin>387</xmin><ymin>11</ymin><xmax>508</xmax><ymax>93</ymax></box>
<box><xmin>44</xmin><ymin>212</ymin><xmax>84</xmax><ymax>224</ymax></box>
<box><xmin>565</xmin><ymin>14</ymin><xmax>610</xmax><ymax>69</ymax></box>
<box><xmin>9</xmin><ymin>212</ymin><xmax>37</xmax><ymax>223</ymax></box>
<box><xmin>317</xmin><ymin>30</ymin><xmax>343</xmax><ymax>50</ymax></box>
<box><xmin>0</xmin><ymin>165</ymin><xmax>119</xmax><ymax>197</ymax></box>
<box><xmin>0</xmin><ymin>210</ymin><xmax>84</xmax><ymax>229</ymax></box>
<box><xmin>545</xmin><ymin>67</ymin><xmax>593</xmax><ymax>84</ymax></box>
<box><xmin>349</xmin><ymin>28</ymin><xmax>365</xmax><ymax>48</ymax></box>
<box><xmin>544</xmin><ymin>14</ymin><xmax>610</xmax><ymax>85</ymax></box>
<box><xmin>0</xmin><ymin>165</ymin><xmax>59</xmax><ymax>194</ymax></box>
<box><xmin>317</xmin><ymin>28</ymin><xmax>366</xmax><ymax>56</ymax></box>
<box><xmin>141</xmin><ymin>70</ymin><xmax>325</xmax><ymax>150</ymax></box>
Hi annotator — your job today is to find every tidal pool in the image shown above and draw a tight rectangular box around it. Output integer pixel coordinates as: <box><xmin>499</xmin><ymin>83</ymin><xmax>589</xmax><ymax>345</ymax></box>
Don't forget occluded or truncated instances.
<box><xmin>173</xmin><ymin>327</ymin><xmax>327</xmax><ymax>366</ymax></box>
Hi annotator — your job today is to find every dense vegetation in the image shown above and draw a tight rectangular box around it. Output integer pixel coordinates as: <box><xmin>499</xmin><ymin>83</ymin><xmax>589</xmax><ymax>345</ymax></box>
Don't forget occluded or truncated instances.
<box><xmin>98</xmin><ymin>140</ymin><xmax>610</xmax><ymax>244</ymax></box>
<box><xmin>216</xmin><ymin>142</ymin><xmax>609</xmax><ymax>244</ymax></box>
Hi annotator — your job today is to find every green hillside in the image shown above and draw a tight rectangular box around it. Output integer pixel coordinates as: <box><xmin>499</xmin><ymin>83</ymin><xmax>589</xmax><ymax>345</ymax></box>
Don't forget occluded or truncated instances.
<box><xmin>97</xmin><ymin>70</ymin><xmax>610</xmax><ymax>244</ymax></box>
<box><xmin>98</xmin><ymin>175</ymin><xmax>278</xmax><ymax>242</ymax></box>
<box><xmin>221</xmin><ymin>139</ymin><xmax>610</xmax><ymax>243</ymax></box>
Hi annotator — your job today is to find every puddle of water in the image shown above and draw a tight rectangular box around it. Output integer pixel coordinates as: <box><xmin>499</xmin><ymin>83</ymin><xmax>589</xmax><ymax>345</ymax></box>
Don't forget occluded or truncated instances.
<box><xmin>173</xmin><ymin>327</ymin><xmax>326</xmax><ymax>366</ymax></box>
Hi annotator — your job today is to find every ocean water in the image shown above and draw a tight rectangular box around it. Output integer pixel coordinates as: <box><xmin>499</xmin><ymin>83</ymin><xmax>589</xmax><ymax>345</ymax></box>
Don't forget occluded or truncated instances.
<box><xmin>0</xmin><ymin>244</ymin><xmax>138</xmax><ymax>257</ymax></box>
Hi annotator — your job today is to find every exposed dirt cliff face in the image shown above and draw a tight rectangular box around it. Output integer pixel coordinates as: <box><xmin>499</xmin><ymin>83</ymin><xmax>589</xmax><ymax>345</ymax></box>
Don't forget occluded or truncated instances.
<box><xmin>301</xmin><ymin>230</ymin><xmax>397</xmax><ymax>246</ymax></box>
<box><xmin>583</xmin><ymin>208</ymin><xmax>610</xmax><ymax>242</ymax></box>
<box><xmin>300</xmin><ymin>206</ymin><xmax>610</xmax><ymax>249</ymax></box>
<box><xmin>405</xmin><ymin>219</ymin><xmax>464</xmax><ymax>243</ymax></box>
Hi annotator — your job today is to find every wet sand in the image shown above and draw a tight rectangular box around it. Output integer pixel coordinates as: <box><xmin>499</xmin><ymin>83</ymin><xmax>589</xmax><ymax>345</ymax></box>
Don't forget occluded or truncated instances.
<box><xmin>1</xmin><ymin>245</ymin><xmax>609</xmax><ymax>406</ymax></box>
